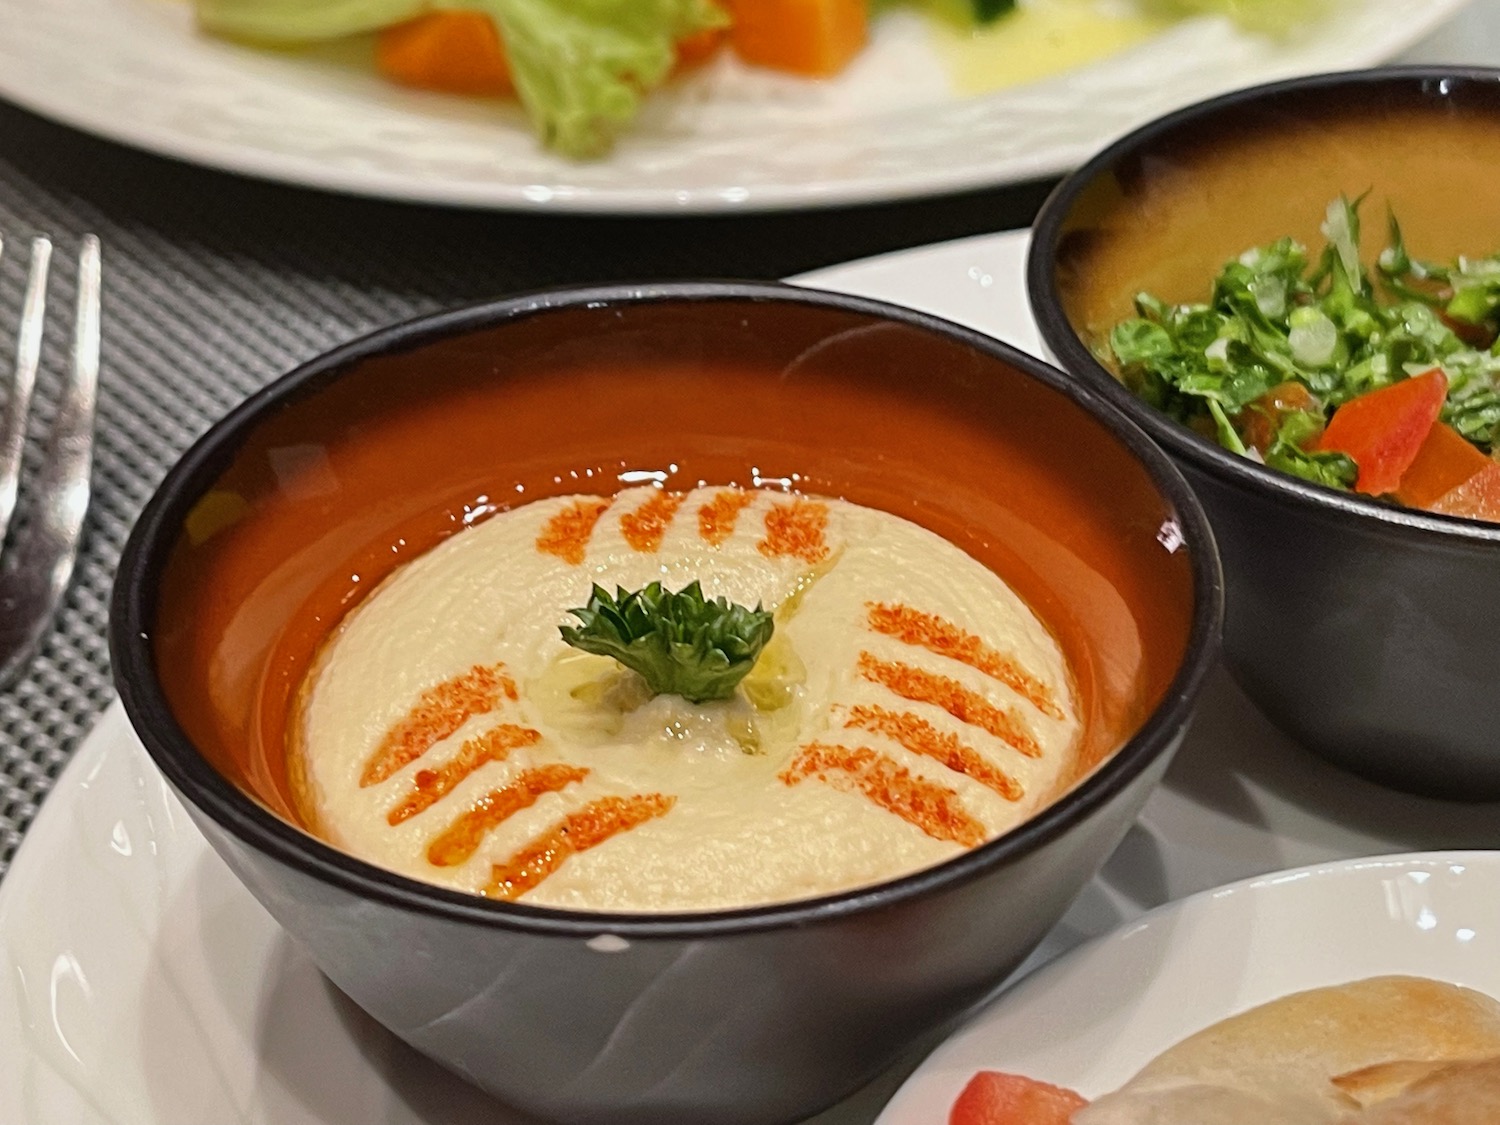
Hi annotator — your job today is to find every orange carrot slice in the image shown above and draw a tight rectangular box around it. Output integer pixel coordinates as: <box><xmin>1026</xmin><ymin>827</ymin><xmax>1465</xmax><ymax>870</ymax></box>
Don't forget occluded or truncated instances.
<box><xmin>1393</xmin><ymin>421</ymin><xmax>1492</xmax><ymax>509</ymax></box>
<box><xmin>724</xmin><ymin>0</ymin><xmax>869</xmax><ymax>77</ymax></box>
<box><xmin>949</xmin><ymin>1071</ymin><xmax>1088</xmax><ymax>1125</ymax></box>
<box><xmin>378</xmin><ymin>16</ymin><xmax>724</xmax><ymax>95</ymax></box>
<box><xmin>1313</xmin><ymin>367</ymin><xmax>1449</xmax><ymax>497</ymax></box>
<box><xmin>376</xmin><ymin>12</ymin><xmax>513</xmax><ymax>98</ymax></box>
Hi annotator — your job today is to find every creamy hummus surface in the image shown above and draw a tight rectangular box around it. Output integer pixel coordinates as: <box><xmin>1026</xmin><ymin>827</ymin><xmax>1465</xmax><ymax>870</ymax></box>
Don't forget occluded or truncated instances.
<box><xmin>295</xmin><ymin>486</ymin><xmax>1081</xmax><ymax>912</ymax></box>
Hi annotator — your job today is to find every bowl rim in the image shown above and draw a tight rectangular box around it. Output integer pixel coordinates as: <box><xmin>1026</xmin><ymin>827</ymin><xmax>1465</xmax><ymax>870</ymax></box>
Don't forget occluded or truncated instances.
<box><xmin>110</xmin><ymin>279</ymin><xmax>1224</xmax><ymax>940</ymax></box>
<box><xmin>1027</xmin><ymin>64</ymin><xmax>1500</xmax><ymax>548</ymax></box>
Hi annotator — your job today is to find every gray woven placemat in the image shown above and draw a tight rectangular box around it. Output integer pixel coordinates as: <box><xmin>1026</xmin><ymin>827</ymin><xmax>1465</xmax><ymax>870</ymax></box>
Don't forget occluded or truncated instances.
<box><xmin>0</xmin><ymin>99</ymin><xmax>1046</xmax><ymax>875</ymax></box>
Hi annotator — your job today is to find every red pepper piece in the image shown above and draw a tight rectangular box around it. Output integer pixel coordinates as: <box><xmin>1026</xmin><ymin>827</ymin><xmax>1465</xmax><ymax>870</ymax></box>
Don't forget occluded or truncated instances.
<box><xmin>1314</xmin><ymin>367</ymin><xmax>1449</xmax><ymax>496</ymax></box>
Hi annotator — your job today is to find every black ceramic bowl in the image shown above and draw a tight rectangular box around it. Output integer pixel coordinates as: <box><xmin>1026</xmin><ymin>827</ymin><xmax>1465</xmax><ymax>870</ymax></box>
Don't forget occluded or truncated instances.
<box><xmin>1028</xmin><ymin>67</ymin><xmax>1500</xmax><ymax>799</ymax></box>
<box><xmin>111</xmin><ymin>282</ymin><xmax>1220</xmax><ymax>1125</ymax></box>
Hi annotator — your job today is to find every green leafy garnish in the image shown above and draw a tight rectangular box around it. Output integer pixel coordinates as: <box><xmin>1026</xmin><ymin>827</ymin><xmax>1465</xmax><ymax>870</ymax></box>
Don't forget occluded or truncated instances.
<box><xmin>193</xmin><ymin>0</ymin><xmax>728</xmax><ymax>159</ymax></box>
<box><xmin>1380</xmin><ymin>213</ymin><xmax>1500</xmax><ymax>331</ymax></box>
<box><xmin>559</xmin><ymin>581</ymin><xmax>774</xmax><ymax>704</ymax></box>
<box><xmin>1263</xmin><ymin>409</ymin><xmax>1357</xmax><ymax>490</ymax></box>
<box><xmin>1107</xmin><ymin>195</ymin><xmax>1500</xmax><ymax>493</ymax></box>
<box><xmin>970</xmin><ymin>0</ymin><xmax>1018</xmax><ymax>23</ymax></box>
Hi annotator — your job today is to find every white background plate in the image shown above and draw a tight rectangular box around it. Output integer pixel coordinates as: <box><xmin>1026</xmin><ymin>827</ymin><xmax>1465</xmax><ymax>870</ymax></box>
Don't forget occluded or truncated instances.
<box><xmin>5</xmin><ymin>229</ymin><xmax>1500</xmax><ymax>1124</ymax></box>
<box><xmin>0</xmin><ymin>0</ymin><xmax>1481</xmax><ymax>211</ymax></box>
<box><xmin>875</xmin><ymin>852</ymin><xmax>1500</xmax><ymax>1123</ymax></box>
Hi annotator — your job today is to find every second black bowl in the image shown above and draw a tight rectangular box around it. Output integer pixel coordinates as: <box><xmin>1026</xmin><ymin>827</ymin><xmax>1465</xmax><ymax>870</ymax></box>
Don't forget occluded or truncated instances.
<box><xmin>1028</xmin><ymin>67</ymin><xmax>1500</xmax><ymax>799</ymax></box>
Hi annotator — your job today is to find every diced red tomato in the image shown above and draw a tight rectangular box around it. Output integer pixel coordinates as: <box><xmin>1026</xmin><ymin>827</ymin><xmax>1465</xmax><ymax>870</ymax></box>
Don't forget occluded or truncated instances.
<box><xmin>1313</xmin><ymin>367</ymin><xmax>1449</xmax><ymax>496</ymax></box>
<box><xmin>1430</xmin><ymin>461</ymin><xmax>1500</xmax><ymax>523</ymax></box>
<box><xmin>1440</xmin><ymin>309</ymin><xmax>1498</xmax><ymax>351</ymax></box>
<box><xmin>1237</xmin><ymin>380</ymin><xmax>1322</xmax><ymax>453</ymax></box>
<box><xmin>1393</xmin><ymin>421</ymin><xmax>1493</xmax><ymax>509</ymax></box>
<box><xmin>949</xmin><ymin>1070</ymin><xmax>1088</xmax><ymax>1125</ymax></box>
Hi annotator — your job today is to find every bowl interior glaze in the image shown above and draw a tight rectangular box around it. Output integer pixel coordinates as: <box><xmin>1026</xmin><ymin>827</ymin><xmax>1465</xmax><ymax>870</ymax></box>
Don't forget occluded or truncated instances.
<box><xmin>127</xmin><ymin>286</ymin><xmax>1206</xmax><ymax>918</ymax></box>
<box><xmin>1043</xmin><ymin>69</ymin><xmax>1500</xmax><ymax>415</ymax></box>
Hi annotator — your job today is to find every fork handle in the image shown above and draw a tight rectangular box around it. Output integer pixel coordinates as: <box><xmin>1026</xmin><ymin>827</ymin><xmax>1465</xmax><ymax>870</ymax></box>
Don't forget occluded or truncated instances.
<box><xmin>0</xmin><ymin>237</ymin><xmax>101</xmax><ymax>689</ymax></box>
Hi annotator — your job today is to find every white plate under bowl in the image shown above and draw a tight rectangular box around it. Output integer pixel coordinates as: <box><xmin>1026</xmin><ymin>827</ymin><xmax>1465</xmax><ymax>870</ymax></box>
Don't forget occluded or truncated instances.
<box><xmin>874</xmin><ymin>851</ymin><xmax>1500</xmax><ymax>1123</ymax></box>
<box><xmin>7</xmin><ymin>230</ymin><xmax>1500</xmax><ymax>1125</ymax></box>
<box><xmin>0</xmin><ymin>0</ymin><xmax>1478</xmax><ymax>212</ymax></box>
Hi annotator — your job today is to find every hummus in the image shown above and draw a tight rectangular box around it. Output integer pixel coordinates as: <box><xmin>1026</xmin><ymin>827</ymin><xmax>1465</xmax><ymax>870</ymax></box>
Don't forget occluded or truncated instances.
<box><xmin>295</xmin><ymin>486</ymin><xmax>1081</xmax><ymax>912</ymax></box>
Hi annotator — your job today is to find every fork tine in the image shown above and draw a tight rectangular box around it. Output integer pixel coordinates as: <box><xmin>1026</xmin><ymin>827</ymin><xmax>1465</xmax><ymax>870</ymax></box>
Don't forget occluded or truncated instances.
<box><xmin>0</xmin><ymin>236</ymin><xmax>100</xmax><ymax>689</ymax></box>
<box><xmin>0</xmin><ymin>237</ymin><xmax>52</xmax><ymax>546</ymax></box>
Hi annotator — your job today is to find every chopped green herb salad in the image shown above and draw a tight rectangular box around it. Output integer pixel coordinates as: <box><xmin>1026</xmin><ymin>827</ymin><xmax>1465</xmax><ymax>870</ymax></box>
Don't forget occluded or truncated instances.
<box><xmin>1108</xmin><ymin>197</ymin><xmax>1500</xmax><ymax>519</ymax></box>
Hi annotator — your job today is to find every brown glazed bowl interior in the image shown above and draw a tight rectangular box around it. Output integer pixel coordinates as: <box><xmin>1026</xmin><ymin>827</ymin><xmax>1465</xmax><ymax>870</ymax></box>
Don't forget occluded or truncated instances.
<box><xmin>1028</xmin><ymin>67</ymin><xmax>1500</xmax><ymax>798</ymax></box>
<box><xmin>112</xmin><ymin>283</ymin><xmax>1220</xmax><ymax>1125</ymax></box>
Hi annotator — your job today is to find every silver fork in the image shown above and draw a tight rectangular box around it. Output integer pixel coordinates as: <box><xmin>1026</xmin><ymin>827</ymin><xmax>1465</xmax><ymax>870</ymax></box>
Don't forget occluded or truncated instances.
<box><xmin>0</xmin><ymin>235</ymin><xmax>102</xmax><ymax>689</ymax></box>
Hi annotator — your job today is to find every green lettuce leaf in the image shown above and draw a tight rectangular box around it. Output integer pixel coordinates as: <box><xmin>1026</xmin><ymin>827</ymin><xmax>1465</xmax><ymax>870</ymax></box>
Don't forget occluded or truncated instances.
<box><xmin>194</xmin><ymin>0</ymin><xmax>728</xmax><ymax>158</ymax></box>
<box><xmin>494</xmin><ymin>0</ymin><xmax>727</xmax><ymax>158</ymax></box>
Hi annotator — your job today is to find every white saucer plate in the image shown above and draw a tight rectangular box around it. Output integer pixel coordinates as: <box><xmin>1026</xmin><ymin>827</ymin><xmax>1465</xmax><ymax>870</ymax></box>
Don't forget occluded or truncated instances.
<box><xmin>0</xmin><ymin>0</ymin><xmax>1480</xmax><ymax>211</ymax></box>
<box><xmin>875</xmin><ymin>851</ymin><xmax>1500</xmax><ymax>1123</ymax></box>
